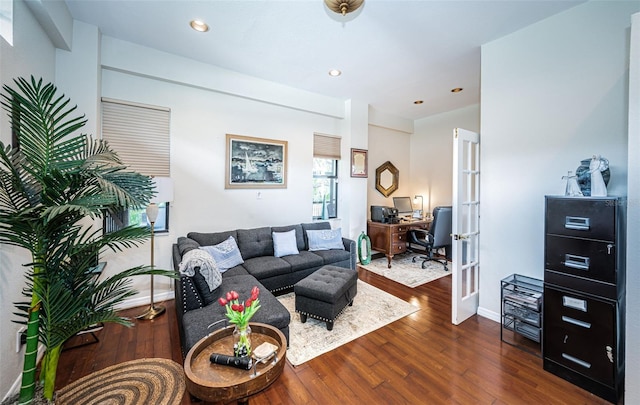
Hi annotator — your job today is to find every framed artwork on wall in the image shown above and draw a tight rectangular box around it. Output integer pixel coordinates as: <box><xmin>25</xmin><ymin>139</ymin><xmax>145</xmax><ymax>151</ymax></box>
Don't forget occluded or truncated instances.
<box><xmin>225</xmin><ymin>134</ymin><xmax>288</xmax><ymax>189</ymax></box>
<box><xmin>350</xmin><ymin>148</ymin><xmax>368</xmax><ymax>178</ymax></box>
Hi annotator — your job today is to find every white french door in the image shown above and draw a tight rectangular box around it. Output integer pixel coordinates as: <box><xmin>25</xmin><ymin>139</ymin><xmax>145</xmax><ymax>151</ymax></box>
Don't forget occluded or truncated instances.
<box><xmin>451</xmin><ymin>128</ymin><xmax>480</xmax><ymax>325</ymax></box>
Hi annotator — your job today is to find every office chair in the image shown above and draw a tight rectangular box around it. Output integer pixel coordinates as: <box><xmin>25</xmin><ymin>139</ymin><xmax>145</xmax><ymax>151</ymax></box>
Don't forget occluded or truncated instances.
<box><xmin>407</xmin><ymin>206</ymin><xmax>452</xmax><ymax>270</ymax></box>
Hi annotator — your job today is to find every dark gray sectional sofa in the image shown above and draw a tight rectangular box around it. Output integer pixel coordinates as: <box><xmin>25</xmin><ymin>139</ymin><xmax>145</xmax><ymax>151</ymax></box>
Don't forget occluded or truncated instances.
<box><xmin>171</xmin><ymin>221</ymin><xmax>356</xmax><ymax>356</ymax></box>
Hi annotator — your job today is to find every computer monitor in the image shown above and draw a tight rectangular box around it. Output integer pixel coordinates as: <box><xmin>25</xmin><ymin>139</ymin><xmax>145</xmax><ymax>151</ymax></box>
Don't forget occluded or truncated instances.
<box><xmin>393</xmin><ymin>196</ymin><xmax>413</xmax><ymax>217</ymax></box>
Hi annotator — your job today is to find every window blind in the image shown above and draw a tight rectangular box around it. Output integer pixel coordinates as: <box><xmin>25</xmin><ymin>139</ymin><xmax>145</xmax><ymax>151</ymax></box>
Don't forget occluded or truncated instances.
<box><xmin>313</xmin><ymin>133</ymin><xmax>341</xmax><ymax>160</ymax></box>
<box><xmin>101</xmin><ymin>98</ymin><xmax>171</xmax><ymax>177</ymax></box>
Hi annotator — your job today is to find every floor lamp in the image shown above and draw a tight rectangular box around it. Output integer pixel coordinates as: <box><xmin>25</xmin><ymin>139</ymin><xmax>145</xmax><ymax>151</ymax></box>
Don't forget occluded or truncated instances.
<box><xmin>138</xmin><ymin>177</ymin><xmax>174</xmax><ymax>320</ymax></box>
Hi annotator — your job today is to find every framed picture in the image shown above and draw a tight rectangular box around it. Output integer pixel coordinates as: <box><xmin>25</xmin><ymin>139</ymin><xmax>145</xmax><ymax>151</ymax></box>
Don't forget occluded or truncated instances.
<box><xmin>225</xmin><ymin>134</ymin><xmax>288</xmax><ymax>189</ymax></box>
<box><xmin>350</xmin><ymin>148</ymin><xmax>368</xmax><ymax>178</ymax></box>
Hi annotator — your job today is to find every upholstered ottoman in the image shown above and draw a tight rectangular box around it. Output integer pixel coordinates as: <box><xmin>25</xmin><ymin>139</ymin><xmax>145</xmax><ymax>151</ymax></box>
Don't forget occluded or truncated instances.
<box><xmin>294</xmin><ymin>265</ymin><xmax>358</xmax><ymax>330</ymax></box>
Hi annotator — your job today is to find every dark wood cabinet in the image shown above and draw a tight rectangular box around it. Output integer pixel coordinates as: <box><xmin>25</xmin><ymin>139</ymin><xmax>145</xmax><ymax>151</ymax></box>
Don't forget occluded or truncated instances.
<box><xmin>366</xmin><ymin>220</ymin><xmax>429</xmax><ymax>268</ymax></box>
<box><xmin>543</xmin><ymin>196</ymin><xmax>625</xmax><ymax>404</ymax></box>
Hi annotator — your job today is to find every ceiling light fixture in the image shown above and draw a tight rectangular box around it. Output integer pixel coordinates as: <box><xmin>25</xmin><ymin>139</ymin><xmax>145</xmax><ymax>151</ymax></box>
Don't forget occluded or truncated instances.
<box><xmin>328</xmin><ymin>69</ymin><xmax>342</xmax><ymax>77</ymax></box>
<box><xmin>324</xmin><ymin>0</ymin><xmax>364</xmax><ymax>16</ymax></box>
<box><xmin>451</xmin><ymin>87</ymin><xmax>463</xmax><ymax>93</ymax></box>
<box><xmin>414</xmin><ymin>100</ymin><xmax>424</xmax><ymax>105</ymax></box>
<box><xmin>189</xmin><ymin>19</ymin><xmax>209</xmax><ymax>32</ymax></box>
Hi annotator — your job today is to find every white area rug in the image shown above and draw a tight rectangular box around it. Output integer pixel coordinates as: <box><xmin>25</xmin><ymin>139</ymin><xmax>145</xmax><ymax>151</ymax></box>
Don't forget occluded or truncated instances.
<box><xmin>278</xmin><ymin>280</ymin><xmax>419</xmax><ymax>366</ymax></box>
<box><xmin>359</xmin><ymin>252</ymin><xmax>451</xmax><ymax>288</ymax></box>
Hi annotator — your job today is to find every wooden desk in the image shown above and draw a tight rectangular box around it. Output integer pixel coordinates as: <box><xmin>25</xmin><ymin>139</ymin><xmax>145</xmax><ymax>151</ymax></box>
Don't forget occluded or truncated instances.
<box><xmin>367</xmin><ymin>219</ymin><xmax>430</xmax><ymax>268</ymax></box>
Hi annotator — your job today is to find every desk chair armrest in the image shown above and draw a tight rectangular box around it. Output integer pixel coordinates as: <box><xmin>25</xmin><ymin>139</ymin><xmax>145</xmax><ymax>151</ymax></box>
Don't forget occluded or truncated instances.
<box><xmin>408</xmin><ymin>229</ymin><xmax>433</xmax><ymax>245</ymax></box>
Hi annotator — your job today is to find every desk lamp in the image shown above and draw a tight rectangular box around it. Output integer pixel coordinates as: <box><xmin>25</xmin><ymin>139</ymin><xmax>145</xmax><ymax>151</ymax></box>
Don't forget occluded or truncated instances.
<box><xmin>413</xmin><ymin>195</ymin><xmax>424</xmax><ymax>219</ymax></box>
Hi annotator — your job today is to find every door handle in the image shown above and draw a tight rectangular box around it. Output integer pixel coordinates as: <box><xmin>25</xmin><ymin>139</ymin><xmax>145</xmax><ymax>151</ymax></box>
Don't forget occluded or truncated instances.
<box><xmin>452</xmin><ymin>234</ymin><xmax>468</xmax><ymax>240</ymax></box>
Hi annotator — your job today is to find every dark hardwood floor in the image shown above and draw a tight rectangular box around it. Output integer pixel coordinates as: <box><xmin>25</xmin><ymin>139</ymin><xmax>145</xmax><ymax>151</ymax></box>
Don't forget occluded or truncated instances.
<box><xmin>55</xmin><ymin>267</ymin><xmax>609</xmax><ymax>404</ymax></box>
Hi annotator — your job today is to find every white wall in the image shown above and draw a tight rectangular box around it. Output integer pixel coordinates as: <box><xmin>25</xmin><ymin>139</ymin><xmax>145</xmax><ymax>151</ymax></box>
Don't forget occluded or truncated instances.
<box><xmin>367</xmin><ymin>125</ymin><xmax>411</xmax><ymax>210</ymax></box>
<box><xmin>51</xmin><ymin>33</ymin><xmax>375</xmax><ymax>303</ymax></box>
<box><xmin>625</xmin><ymin>11</ymin><xmax>639</xmax><ymax>405</ymax></box>
<box><xmin>410</xmin><ymin>104</ymin><xmax>480</xmax><ymax>211</ymax></box>
<box><xmin>480</xmin><ymin>0</ymin><xmax>639</xmax><ymax>396</ymax></box>
<box><xmin>0</xmin><ymin>0</ymin><xmax>57</xmax><ymax>400</ymax></box>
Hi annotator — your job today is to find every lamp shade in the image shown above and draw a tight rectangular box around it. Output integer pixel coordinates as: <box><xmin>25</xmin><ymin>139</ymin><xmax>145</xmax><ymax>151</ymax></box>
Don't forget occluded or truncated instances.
<box><xmin>150</xmin><ymin>177</ymin><xmax>174</xmax><ymax>204</ymax></box>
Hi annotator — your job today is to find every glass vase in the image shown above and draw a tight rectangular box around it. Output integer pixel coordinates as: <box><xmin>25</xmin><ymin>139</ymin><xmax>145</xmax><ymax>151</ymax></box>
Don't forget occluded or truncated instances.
<box><xmin>233</xmin><ymin>324</ymin><xmax>252</xmax><ymax>358</ymax></box>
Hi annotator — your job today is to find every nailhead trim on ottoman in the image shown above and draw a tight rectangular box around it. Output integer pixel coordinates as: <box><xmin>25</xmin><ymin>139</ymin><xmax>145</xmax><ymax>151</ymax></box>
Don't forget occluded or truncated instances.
<box><xmin>294</xmin><ymin>265</ymin><xmax>358</xmax><ymax>330</ymax></box>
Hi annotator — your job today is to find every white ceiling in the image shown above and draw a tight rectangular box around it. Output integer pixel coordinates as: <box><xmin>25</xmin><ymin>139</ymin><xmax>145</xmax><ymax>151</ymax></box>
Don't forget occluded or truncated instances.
<box><xmin>64</xmin><ymin>0</ymin><xmax>584</xmax><ymax>121</ymax></box>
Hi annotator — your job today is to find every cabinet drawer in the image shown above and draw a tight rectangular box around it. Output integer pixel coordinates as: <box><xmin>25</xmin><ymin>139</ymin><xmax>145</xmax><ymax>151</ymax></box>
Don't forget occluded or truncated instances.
<box><xmin>503</xmin><ymin>316</ymin><xmax>540</xmax><ymax>342</ymax></box>
<box><xmin>545</xmin><ymin>235</ymin><xmax>616</xmax><ymax>284</ymax></box>
<box><xmin>545</xmin><ymin>197</ymin><xmax>616</xmax><ymax>241</ymax></box>
<box><xmin>543</xmin><ymin>286</ymin><xmax>617</xmax><ymax>386</ymax></box>
<box><xmin>504</xmin><ymin>300</ymin><xmax>541</xmax><ymax>327</ymax></box>
<box><xmin>392</xmin><ymin>232</ymin><xmax>407</xmax><ymax>243</ymax></box>
<box><xmin>544</xmin><ymin>286</ymin><xmax>616</xmax><ymax>329</ymax></box>
<box><xmin>390</xmin><ymin>242</ymin><xmax>406</xmax><ymax>254</ymax></box>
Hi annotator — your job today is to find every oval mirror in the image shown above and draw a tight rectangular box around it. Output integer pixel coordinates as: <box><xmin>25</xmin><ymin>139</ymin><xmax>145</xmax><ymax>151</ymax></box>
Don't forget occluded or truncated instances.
<box><xmin>375</xmin><ymin>161</ymin><xmax>399</xmax><ymax>197</ymax></box>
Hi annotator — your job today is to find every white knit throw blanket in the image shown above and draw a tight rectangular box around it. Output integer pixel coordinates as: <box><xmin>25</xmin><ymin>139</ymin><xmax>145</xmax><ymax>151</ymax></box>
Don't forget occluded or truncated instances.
<box><xmin>178</xmin><ymin>249</ymin><xmax>221</xmax><ymax>292</ymax></box>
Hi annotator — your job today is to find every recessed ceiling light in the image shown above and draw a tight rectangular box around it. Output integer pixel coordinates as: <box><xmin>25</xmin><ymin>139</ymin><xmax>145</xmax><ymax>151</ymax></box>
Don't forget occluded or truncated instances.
<box><xmin>451</xmin><ymin>87</ymin><xmax>463</xmax><ymax>93</ymax></box>
<box><xmin>190</xmin><ymin>20</ymin><xmax>209</xmax><ymax>32</ymax></box>
<box><xmin>328</xmin><ymin>69</ymin><xmax>342</xmax><ymax>77</ymax></box>
<box><xmin>414</xmin><ymin>100</ymin><xmax>424</xmax><ymax>105</ymax></box>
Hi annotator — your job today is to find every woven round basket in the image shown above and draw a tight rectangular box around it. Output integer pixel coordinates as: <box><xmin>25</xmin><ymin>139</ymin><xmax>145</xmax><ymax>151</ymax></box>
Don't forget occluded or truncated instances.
<box><xmin>56</xmin><ymin>358</ymin><xmax>185</xmax><ymax>405</ymax></box>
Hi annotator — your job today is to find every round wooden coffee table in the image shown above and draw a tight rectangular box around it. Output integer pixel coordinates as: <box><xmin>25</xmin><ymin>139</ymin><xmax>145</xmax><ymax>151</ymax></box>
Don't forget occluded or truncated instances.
<box><xmin>184</xmin><ymin>322</ymin><xmax>287</xmax><ymax>404</ymax></box>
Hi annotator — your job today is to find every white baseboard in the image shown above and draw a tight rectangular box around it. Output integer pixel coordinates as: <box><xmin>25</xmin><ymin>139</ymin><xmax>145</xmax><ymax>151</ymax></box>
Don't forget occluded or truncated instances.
<box><xmin>115</xmin><ymin>291</ymin><xmax>176</xmax><ymax>310</ymax></box>
<box><xmin>477</xmin><ymin>306</ymin><xmax>500</xmax><ymax>323</ymax></box>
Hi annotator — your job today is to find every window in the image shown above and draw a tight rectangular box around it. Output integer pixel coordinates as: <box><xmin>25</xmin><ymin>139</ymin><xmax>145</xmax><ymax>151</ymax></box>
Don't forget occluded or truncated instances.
<box><xmin>1</xmin><ymin>0</ymin><xmax>13</xmax><ymax>46</ymax></box>
<box><xmin>101</xmin><ymin>98</ymin><xmax>171</xmax><ymax>233</ymax></box>
<box><xmin>104</xmin><ymin>204</ymin><xmax>169</xmax><ymax>234</ymax></box>
<box><xmin>313</xmin><ymin>159</ymin><xmax>338</xmax><ymax>219</ymax></box>
<box><xmin>313</xmin><ymin>133</ymin><xmax>341</xmax><ymax>220</ymax></box>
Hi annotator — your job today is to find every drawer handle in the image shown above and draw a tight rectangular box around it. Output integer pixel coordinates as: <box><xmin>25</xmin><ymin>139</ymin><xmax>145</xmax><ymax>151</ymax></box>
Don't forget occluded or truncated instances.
<box><xmin>562</xmin><ymin>353</ymin><xmax>591</xmax><ymax>369</ymax></box>
<box><xmin>564</xmin><ymin>254</ymin><xmax>590</xmax><ymax>270</ymax></box>
<box><xmin>562</xmin><ymin>296</ymin><xmax>587</xmax><ymax>312</ymax></box>
<box><xmin>562</xmin><ymin>316</ymin><xmax>591</xmax><ymax>329</ymax></box>
<box><xmin>565</xmin><ymin>216</ymin><xmax>590</xmax><ymax>231</ymax></box>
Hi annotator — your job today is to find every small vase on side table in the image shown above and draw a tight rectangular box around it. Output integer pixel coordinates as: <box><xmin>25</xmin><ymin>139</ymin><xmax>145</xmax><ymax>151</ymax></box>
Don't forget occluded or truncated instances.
<box><xmin>233</xmin><ymin>324</ymin><xmax>252</xmax><ymax>358</ymax></box>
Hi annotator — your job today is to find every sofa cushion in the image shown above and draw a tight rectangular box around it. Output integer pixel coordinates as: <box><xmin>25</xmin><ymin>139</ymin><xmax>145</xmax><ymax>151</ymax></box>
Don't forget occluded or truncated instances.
<box><xmin>310</xmin><ymin>249</ymin><xmax>352</xmax><ymax>266</ymax></box>
<box><xmin>281</xmin><ymin>251</ymin><xmax>324</xmax><ymax>272</ymax></box>
<box><xmin>242</xmin><ymin>256</ymin><xmax>291</xmax><ymax>279</ymax></box>
<box><xmin>200</xmin><ymin>236</ymin><xmax>244</xmax><ymax>273</ymax></box>
<box><xmin>301</xmin><ymin>221</ymin><xmax>331</xmax><ymax>250</ymax></box>
<box><xmin>181</xmin><ymin>275</ymin><xmax>290</xmax><ymax>352</ymax></box>
<box><xmin>177</xmin><ymin>236</ymin><xmax>200</xmax><ymax>256</ymax></box>
<box><xmin>187</xmin><ymin>230</ymin><xmax>238</xmax><ymax>247</ymax></box>
<box><xmin>221</xmin><ymin>265</ymin><xmax>250</xmax><ymax>278</ymax></box>
<box><xmin>237</xmin><ymin>227</ymin><xmax>274</xmax><ymax>259</ymax></box>
<box><xmin>271</xmin><ymin>224</ymin><xmax>305</xmax><ymax>251</ymax></box>
<box><xmin>273</xmin><ymin>229</ymin><xmax>300</xmax><ymax>258</ymax></box>
<box><xmin>306</xmin><ymin>228</ymin><xmax>345</xmax><ymax>251</ymax></box>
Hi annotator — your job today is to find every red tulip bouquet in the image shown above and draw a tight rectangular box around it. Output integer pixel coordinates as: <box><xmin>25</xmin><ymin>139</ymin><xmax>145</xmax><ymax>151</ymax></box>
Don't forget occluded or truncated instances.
<box><xmin>218</xmin><ymin>286</ymin><xmax>261</xmax><ymax>356</ymax></box>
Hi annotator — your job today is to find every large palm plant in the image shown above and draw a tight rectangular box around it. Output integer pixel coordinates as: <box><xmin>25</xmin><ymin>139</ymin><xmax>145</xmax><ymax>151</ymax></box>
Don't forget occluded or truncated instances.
<box><xmin>0</xmin><ymin>77</ymin><xmax>175</xmax><ymax>404</ymax></box>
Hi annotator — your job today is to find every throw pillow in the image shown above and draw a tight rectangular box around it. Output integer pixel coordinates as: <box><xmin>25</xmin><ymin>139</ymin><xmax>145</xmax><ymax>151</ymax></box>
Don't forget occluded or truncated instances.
<box><xmin>306</xmin><ymin>228</ymin><xmax>345</xmax><ymax>251</ymax></box>
<box><xmin>200</xmin><ymin>235</ymin><xmax>244</xmax><ymax>273</ymax></box>
<box><xmin>272</xmin><ymin>229</ymin><xmax>300</xmax><ymax>258</ymax></box>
